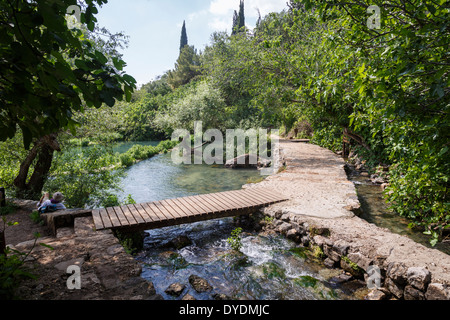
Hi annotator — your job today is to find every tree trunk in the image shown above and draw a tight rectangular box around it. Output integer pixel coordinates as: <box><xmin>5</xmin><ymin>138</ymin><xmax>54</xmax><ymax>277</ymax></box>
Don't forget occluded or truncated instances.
<box><xmin>13</xmin><ymin>134</ymin><xmax>60</xmax><ymax>200</ymax></box>
<box><xmin>0</xmin><ymin>230</ymin><xmax>5</xmax><ymax>256</ymax></box>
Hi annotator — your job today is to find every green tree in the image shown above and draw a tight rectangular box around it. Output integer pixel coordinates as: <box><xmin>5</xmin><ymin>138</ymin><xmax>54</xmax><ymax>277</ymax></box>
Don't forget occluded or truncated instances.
<box><xmin>167</xmin><ymin>45</ymin><xmax>201</xmax><ymax>89</ymax></box>
<box><xmin>44</xmin><ymin>145</ymin><xmax>124</xmax><ymax>208</ymax></box>
<box><xmin>238</xmin><ymin>0</ymin><xmax>245</xmax><ymax>31</ymax></box>
<box><xmin>154</xmin><ymin>80</ymin><xmax>228</xmax><ymax>133</ymax></box>
<box><xmin>231</xmin><ymin>0</ymin><xmax>246</xmax><ymax>34</ymax></box>
<box><xmin>297</xmin><ymin>0</ymin><xmax>449</xmax><ymax>244</ymax></box>
<box><xmin>180</xmin><ymin>20</ymin><xmax>188</xmax><ymax>53</ymax></box>
<box><xmin>0</xmin><ymin>0</ymin><xmax>135</xmax><ymax>199</ymax></box>
<box><xmin>232</xmin><ymin>10</ymin><xmax>239</xmax><ymax>35</ymax></box>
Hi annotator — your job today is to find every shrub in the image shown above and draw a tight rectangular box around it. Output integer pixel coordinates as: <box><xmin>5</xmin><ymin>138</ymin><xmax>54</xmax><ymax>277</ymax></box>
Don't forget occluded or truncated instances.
<box><xmin>227</xmin><ymin>227</ymin><xmax>243</xmax><ymax>252</ymax></box>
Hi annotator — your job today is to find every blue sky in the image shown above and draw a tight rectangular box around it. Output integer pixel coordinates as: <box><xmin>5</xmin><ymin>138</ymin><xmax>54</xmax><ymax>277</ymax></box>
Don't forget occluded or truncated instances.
<box><xmin>95</xmin><ymin>0</ymin><xmax>288</xmax><ymax>87</ymax></box>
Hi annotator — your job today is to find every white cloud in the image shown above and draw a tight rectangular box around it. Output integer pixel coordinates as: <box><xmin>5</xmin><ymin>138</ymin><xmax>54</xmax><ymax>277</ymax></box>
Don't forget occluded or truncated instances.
<box><xmin>204</xmin><ymin>0</ymin><xmax>287</xmax><ymax>31</ymax></box>
<box><xmin>209</xmin><ymin>0</ymin><xmax>287</xmax><ymax>18</ymax></box>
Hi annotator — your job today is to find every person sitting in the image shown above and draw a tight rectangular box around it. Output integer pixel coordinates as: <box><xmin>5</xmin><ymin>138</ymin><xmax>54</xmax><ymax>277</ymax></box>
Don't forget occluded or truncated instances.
<box><xmin>38</xmin><ymin>192</ymin><xmax>66</xmax><ymax>213</ymax></box>
<box><xmin>37</xmin><ymin>192</ymin><xmax>50</xmax><ymax>208</ymax></box>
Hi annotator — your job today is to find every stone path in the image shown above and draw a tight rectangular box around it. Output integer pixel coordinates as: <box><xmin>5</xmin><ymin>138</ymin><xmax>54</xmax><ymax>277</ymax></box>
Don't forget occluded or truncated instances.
<box><xmin>10</xmin><ymin>217</ymin><xmax>161</xmax><ymax>300</ymax></box>
<box><xmin>245</xmin><ymin>139</ymin><xmax>450</xmax><ymax>299</ymax></box>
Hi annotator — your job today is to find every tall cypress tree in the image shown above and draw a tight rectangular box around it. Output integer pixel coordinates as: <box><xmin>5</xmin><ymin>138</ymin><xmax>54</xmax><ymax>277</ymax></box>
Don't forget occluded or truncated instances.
<box><xmin>231</xmin><ymin>10</ymin><xmax>238</xmax><ymax>35</ymax></box>
<box><xmin>179</xmin><ymin>20</ymin><xmax>188</xmax><ymax>53</ymax></box>
<box><xmin>231</xmin><ymin>1</ymin><xmax>245</xmax><ymax>35</ymax></box>
<box><xmin>238</xmin><ymin>0</ymin><xmax>245</xmax><ymax>31</ymax></box>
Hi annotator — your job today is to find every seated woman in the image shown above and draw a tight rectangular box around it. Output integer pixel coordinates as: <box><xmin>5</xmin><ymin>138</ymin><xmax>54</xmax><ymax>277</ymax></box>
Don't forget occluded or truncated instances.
<box><xmin>38</xmin><ymin>192</ymin><xmax>66</xmax><ymax>213</ymax></box>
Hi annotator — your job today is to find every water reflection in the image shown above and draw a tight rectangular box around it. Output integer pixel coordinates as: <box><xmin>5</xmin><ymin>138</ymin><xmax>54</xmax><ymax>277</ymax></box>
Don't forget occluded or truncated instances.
<box><xmin>116</xmin><ymin>151</ymin><xmax>262</xmax><ymax>203</ymax></box>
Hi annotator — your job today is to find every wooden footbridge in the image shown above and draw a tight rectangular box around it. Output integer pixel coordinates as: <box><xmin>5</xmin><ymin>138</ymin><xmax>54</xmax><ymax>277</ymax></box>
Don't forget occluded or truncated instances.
<box><xmin>92</xmin><ymin>187</ymin><xmax>288</xmax><ymax>232</ymax></box>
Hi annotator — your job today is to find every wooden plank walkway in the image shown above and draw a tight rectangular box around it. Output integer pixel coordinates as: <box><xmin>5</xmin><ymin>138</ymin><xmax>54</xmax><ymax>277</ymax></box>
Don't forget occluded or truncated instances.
<box><xmin>92</xmin><ymin>187</ymin><xmax>288</xmax><ymax>232</ymax></box>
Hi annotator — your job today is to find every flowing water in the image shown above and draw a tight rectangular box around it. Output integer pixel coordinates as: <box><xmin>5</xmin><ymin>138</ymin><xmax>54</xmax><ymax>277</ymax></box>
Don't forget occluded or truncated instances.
<box><xmin>114</xmin><ymin>142</ymin><xmax>360</xmax><ymax>300</ymax></box>
<box><xmin>347</xmin><ymin>167</ymin><xmax>450</xmax><ymax>255</ymax></box>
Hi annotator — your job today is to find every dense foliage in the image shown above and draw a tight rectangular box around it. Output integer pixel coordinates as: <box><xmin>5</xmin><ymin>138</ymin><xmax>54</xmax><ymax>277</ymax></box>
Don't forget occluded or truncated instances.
<box><xmin>299</xmin><ymin>0</ymin><xmax>449</xmax><ymax>244</ymax></box>
<box><xmin>0</xmin><ymin>0</ymin><xmax>135</xmax><ymax>148</ymax></box>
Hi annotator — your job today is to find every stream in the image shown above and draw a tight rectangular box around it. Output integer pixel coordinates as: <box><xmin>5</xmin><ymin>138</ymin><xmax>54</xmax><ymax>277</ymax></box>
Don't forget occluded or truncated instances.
<box><xmin>113</xmin><ymin>142</ymin><xmax>358</xmax><ymax>300</ymax></box>
<box><xmin>347</xmin><ymin>167</ymin><xmax>450</xmax><ymax>255</ymax></box>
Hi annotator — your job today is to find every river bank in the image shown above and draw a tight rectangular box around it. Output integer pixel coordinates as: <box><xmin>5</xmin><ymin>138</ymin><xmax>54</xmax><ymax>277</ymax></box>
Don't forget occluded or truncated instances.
<box><xmin>245</xmin><ymin>139</ymin><xmax>450</xmax><ymax>300</ymax></box>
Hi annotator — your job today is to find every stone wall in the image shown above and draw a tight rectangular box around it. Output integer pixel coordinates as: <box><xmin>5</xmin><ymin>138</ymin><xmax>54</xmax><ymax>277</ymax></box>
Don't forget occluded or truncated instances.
<box><xmin>261</xmin><ymin>209</ymin><xmax>450</xmax><ymax>300</ymax></box>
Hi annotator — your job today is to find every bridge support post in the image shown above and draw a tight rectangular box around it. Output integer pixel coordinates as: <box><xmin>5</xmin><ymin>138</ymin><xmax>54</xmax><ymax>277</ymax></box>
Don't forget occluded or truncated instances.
<box><xmin>114</xmin><ymin>229</ymin><xmax>145</xmax><ymax>255</ymax></box>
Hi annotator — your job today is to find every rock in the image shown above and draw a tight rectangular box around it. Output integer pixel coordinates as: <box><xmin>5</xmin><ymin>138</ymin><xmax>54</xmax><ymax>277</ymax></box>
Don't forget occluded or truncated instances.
<box><xmin>300</xmin><ymin>235</ymin><xmax>310</xmax><ymax>246</ymax></box>
<box><xmin>225</xmin><ymin>154</ymin><xmax>258</xmax><ymax>168</ymax></box>
<box><xmin>365</xmin><ymin>289</ymin><xmax>387</xmax><ymax>300</ymax></box>
<box><xmin>330</xmin><ymin>272</ymin><xmax>353</xmax><ymax>284</ymax></box>
<box><xmin>107</xmin><ymin>244</ymin><xmax>125</xmax><ymax>255</ymax></box>
<box><xmin>386</xmin><ymin>262</ymin><xmax>408</xmax><ymax>286</ymax></box>
<box><xmin>182</xmin><ymin>293</ymin><xmax>196</xmax><ymax>300</ymax></box>
<box><xmin>425</xmin><ymin>283</ymin><xmax>449</xmax><ymax>300</ymax></box>
<box><xmin>324</xmin><ymin>257</ymin><xmax>338</xmax><ymax>268</ymax></box>
<box><xmin>165</xmin><ymin>282</ymin><xmax>186</xmax><ymax>297</ymax></box>
<box><xmin>347</xmin><ymin>252</ymin><xmax>372</xmax><ymax>272</ymax></box>
<box><xmin>404</xmin><ymin>285</ymin><xmax>425</xmax><ymax>300</ymax></box>
<box><xmin>340</xmin><ymin>258</ymin><xmax>363</xmax><ymax>278</ymax></box>
<box><xmin>257</xmin><ymin>157</ymin><xmax>271</xmax><ymax>168</ymax></box>
<box><xmin>324</xmin><ymin>245</ymin><xmax>341</xmax><ymax>263</ymax></box>
<box><xmin>406</xmin><ymin>267</ymin><xmax>431</xmax><ymax>291</ymax></box>
<box><xmin>122</xmin><ymin>277</ymin><xmax>157</xmax><ymax>297</ymax></box>
<box><xmin>332</xmin><ymin>239</ymin><xmax>350</xmax><ymax>256</ymax></box>
<box><xmin>167</xmin><ymin>235</ymin><xmax>192</xmax><ymax>249</ymax></box>
<box><xmin>189</xmin><ymin>275</ymin><xmax>212</xmax><ymax>293</ymax></box>
<box><xmin>74</xmin><ymin>217</ymin><xmax>96</xmax><ymax>236</ymax></box>
<box><xmin>95</xmin><ymin>265</ymin><xmax>120</xmax><ymax>290</ymax></box>
<box><xmin>286</xmin><ymin>228</ymin><xmax>300</xmax><ymax>242</ymax></box>
<box><xmin>312</xmin><ymin>235</ymin><xmax>332</xmax><ymax>249</ymax></box>
<box><xmin>274</xmin><ymin>210</ymin><xmax>283</xmax><ymax>219</ymax></box>
<box><xmin>54</xmin><ymin>257</ymin><xmax>85</xmax><ymax>271</ymax></box>
<box><xmin>277</xmin><ymin>222</ymin><xmax>292</xmax><ymax>234</ymax></box>
<box><xmin>385</xmin><ymin>277</ymin><xmax>404</xmax><ymax>299</ymax></box>
<box><xmin>310</xmin><ymin>226</ymin><xmax>330</xmax><ymax>236</ymax></box>
<box><xmin>56</xmin><ymin>227</ymin><xmax>74</xmax><ymax>238</ymax></box>
<box><xmin>213</xmin><ymin>293</ymin><xmax>231</xmax><ymax>300</ymax></box>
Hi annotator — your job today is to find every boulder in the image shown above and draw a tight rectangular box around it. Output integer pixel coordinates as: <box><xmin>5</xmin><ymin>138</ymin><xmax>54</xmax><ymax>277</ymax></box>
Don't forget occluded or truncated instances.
<box><xmin>225</xmin><ymin>154</ymin><xmax>258</xmax><ymax>168</ymax></box>
<box><xmin>168</xmin><ymin>235</ymin><xmax>192</xmax><ymax>249</ymax></box>
<box><xmin>365</xmin><ymin>289</ymin><xmax>387</xmax><ymax>300</ymax></box>
<box><xmin>385</xmin><ymin>277</ymin><xmax>404</xmax><ymax>299</ymax></box>
<box><xmin>182</xmin><ymin>293</ymin><xmax>196</xmax><ymax>300</ymax></box>
<box><xmin>312</xmin><ymin>235</ymin><xmax>332</xmax><ymax>249</ymax></box>
<box><xmin>165</xmin><ymin>282</ymin><xmax>186</xmax><ymax>297</ymax></box>
<box><xmin>406</xmin><ymin>267</ymin><xmax>431</xmax><ymax>291</ymax></box>
<box><xmin>332</xmin><ymin>239</ymin><xmax>350</xmax><ymax>256</ymax></box>
<box><xmin>386</xmin><ymin>262</ymin><xmax>408</xmax><ymax>286</ymax></box>
<box><xmin>404</xmin><ymin>285</ymin><xmax>425</xmax><ymax>300</ymax></box>
<box><xmin>189</xmin><ymin>274</ymin><xmax>212</xmax><ymax>293</ymax></box>
<box><xmin>277</xmin><ymin>222</ymin><xmax>292</xmax><ymax>234</ymax></box>
<box><xmin>347</xmin><ymin>252</ymin><xmax>373</xmax><ymax>272</ymax></box>
<box><xmin>324</xmin><ymin>257</ymin><xmax>338</xmax><ymax>268</ymax></box>
<box><xmin>425</xmin><ymin>283</ymin><xmax>450</xmax><ymax>300</ymax></box>
<box><xmin>286</xmin><ymin>228</ymin><xmax>301</xmax><ymax>243</ymax></box>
